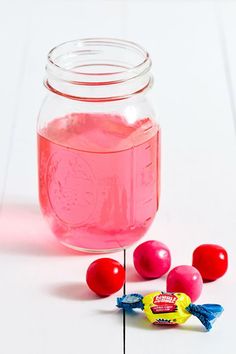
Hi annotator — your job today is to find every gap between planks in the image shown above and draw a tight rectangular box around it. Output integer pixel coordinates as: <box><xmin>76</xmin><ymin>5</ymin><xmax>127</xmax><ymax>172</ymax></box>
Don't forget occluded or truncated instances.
<box><xmin>215</xmin><ymin>3</ymin><xmax>236</xmax><ymax>135</ymax></box>
<box><xmin>123</xmin><ymin>249</ymin><xmax>126</xmax><ymax>354</ymax></box>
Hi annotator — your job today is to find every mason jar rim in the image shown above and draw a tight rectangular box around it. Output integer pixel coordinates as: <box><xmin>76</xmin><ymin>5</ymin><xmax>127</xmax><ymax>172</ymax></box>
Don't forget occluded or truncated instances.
<box><xmin>47</xmin><ymin>37</ymin><xmax>151</xmax><ymax>84</ymax></box>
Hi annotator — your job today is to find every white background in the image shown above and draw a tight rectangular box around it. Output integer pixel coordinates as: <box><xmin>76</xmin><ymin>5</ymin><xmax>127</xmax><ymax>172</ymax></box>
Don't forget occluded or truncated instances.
<box><xmin>0</xmin><ymin>0</ymin><xmax>236</xmax><ymax>353</ymax></box>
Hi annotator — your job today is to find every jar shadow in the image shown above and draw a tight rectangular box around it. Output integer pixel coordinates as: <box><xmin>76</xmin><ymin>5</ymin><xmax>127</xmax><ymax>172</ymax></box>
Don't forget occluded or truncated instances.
<box><xmin>0</xmin><ymin>204</ymin><xmax>89</xmax><ymax>257</ymax></box>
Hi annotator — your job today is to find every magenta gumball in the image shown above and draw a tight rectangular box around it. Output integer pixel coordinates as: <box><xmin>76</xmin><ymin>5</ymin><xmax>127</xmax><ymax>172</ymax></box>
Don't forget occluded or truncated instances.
<box><xmin>166</xmin><ymin>265</ymin><xmax>203</xmax><ymax>302</ymax></box>
<box><xmin>133</xmin><ymin>240</ymin><xmax>171</xmax><ymax>279</ymax></box>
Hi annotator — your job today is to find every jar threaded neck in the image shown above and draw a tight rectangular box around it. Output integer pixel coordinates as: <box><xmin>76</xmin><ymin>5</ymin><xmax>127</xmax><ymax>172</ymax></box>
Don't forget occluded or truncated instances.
<box><xmin>46</xmin><ymin>38</ymin><xmax>152</xmax><ymax>101</ymax></box>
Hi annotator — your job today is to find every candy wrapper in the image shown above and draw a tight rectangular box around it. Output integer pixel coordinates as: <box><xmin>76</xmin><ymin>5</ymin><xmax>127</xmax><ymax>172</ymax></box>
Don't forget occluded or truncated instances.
<box><xmin>117</xmin><ymin>291</ymin><xmax>223</xmax><ymax>331</ymax></box>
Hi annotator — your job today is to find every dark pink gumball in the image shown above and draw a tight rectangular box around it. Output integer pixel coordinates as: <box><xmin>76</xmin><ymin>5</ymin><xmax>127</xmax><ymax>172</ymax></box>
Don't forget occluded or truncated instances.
<box><xmin>166</xmin><ymin>265</ymin><xmax>203</xmax><ymax>302</ymax></box>
<box><xmin>133</xmin><ymin>240</ymin><xmax>171</xmax><ymax>279</ymax></box>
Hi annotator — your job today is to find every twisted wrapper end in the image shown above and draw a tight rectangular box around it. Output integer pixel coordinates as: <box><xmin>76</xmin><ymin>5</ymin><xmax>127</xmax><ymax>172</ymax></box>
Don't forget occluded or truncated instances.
<box><xmin>117</xmin><ymin>294</ymin><xmax>144</xmax><ymax>312</ymax></box>
<box><xmin>186</xmin><ymin>303</ymin><xmax>224</xmax><ymax>331</ymax></box>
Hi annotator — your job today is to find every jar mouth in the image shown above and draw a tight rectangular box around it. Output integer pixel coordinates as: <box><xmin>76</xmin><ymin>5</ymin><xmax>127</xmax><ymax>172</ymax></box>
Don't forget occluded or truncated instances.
<box><xmin>47</xmin><ymin>38</ymin><xmax>151</xmax><ymax>85</ymax></box>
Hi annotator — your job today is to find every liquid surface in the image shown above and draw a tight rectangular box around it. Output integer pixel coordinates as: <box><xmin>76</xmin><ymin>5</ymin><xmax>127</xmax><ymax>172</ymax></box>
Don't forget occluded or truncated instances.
<box><xmin>38</xmin><ymin>113</ymin><xmax>160</xmax><ymax>251</ymax></box>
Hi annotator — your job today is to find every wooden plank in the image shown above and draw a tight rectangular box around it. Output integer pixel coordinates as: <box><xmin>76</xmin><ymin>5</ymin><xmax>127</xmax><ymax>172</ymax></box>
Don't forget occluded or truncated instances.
<box><xmin>0</xmin><ymin>203</ymin><xmax>125</xmax><ymax>354</ymax></box>
<box><xmin>0</xmin><ymin>2</ymin><xmax>30</xmax><ymax>206</ymax></box>
<box><xmin>2</xmin><ymin>0</ymin><xmax>128</xmax><ymax>203</ymax></box>
<box><xmin>0</xmin><ymin>1</ymin><xmax>127</xmax><ymax>353</ymax></box>
<box><xmin>216</xmin><ymin>0</ymin><xmax>236</xmax><ymax>133</ymax></box>
<box><xmin>123</xmin><ymin>1</ymin><xmax>236</xmax><ymax>354</ymax></box>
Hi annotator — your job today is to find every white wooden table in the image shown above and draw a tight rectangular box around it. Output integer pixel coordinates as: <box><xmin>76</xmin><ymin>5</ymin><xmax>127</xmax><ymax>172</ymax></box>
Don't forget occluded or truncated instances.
<box><xmin>0</xmin><ymin>1</ymin><xmax>236</xmax><ymax>353</ymax></box>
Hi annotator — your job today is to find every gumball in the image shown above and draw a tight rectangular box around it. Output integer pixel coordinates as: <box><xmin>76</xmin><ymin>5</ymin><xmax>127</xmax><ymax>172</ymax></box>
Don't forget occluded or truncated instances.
<box><xmin>86</xmin><ymin>258</ymin><xmax>125</xmax><ymax>297</ymax></box>
<box><xmin>167</xmin><ymin>265</ymin><xmax>203</xmax><ymax>302</ymax></box>
<box><xmin>133</xmin><ymin>240</ymin><xmax>171</xmax><ymax>279</ymax></box>
<box><xmin>192</xmin><ymin>244</ymin><xmax>228</xmax><ymax>282</ymax></box>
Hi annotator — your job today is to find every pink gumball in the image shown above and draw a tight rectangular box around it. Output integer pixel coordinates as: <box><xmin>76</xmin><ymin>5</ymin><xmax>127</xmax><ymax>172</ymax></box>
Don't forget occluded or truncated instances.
<box><xmin>166</xmin><ymin>265</ymin><xmax>203</xmax><ymax>302</ymax></box>
<box><xmin>133</xmin><ymin>240</ymin><xmax>171</xmax><ymax>279</ymax></box>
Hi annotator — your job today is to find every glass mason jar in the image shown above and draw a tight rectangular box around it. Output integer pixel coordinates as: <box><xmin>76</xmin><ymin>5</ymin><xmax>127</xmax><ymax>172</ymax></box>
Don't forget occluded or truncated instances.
<box><xmin>37</xmin><ymin>38</ymin><xmax>160</xmax><ymax>253</ymax></box>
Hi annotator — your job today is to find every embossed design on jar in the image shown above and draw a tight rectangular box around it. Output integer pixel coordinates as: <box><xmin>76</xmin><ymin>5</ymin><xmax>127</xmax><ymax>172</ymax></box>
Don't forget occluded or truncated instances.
<box><xmin>46</xmin><ymin>150</ymin><xmax>96</xmax><ymax>225</ymax></box>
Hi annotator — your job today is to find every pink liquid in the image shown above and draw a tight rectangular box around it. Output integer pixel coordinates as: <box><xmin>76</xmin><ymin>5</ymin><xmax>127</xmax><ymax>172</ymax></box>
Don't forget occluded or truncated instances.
<box><xmin>38</xmin><ymin>113</ymin><xmax>160</xmax><ymax>251</ymax></box>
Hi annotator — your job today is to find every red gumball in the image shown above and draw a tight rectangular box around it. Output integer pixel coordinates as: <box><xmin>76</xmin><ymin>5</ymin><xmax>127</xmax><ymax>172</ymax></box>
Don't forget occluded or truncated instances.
<box><xmin>86</xmin><ymin>258</ymin><xmax>125</xmax><ymax>297</ymax></box>
<box><xmin>192</xmin><ymin>244</ymin><xmax>228</xmax><ymax>282</ymax></box>
<box><xmin>133</xmin><ymin>240</ymin><xmax>171</xmax><ymax>279</ymax></box>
